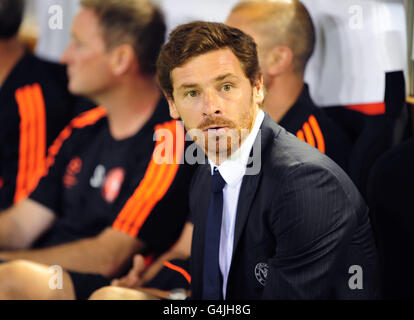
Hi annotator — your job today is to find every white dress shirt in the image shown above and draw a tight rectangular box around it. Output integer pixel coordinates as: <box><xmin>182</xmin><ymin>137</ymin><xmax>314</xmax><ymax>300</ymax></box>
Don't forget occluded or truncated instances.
<box><xmin>209</xmin><ymin>110</ymin><xmax>265</xmax><ymax>298</ymax></box>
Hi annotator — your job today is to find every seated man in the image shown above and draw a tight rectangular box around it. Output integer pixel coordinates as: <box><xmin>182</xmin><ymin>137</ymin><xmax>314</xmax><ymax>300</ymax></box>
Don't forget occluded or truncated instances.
<box><xmin>226</xmin><ymin>0</ymin><xmax>352</xmax><ymax>170</ymax></box>
<box><xmin>0</xmin><ymin>0</ymin><xmax>90</xmax><ymax>210</ymax></box>
<box><xmin>157</xmin><ymin>20</ymin><xmax>379</xmax><ymax>299</ymax></box>
<box><xmin>0</xmin><ymin>0</ymin><xmax>195</xmax><ymax>300</ymax></box>
<box><xmin>93</xmin><ymin>0</ymin><xmax>359</xmax><ymax>300</ymax></box>
<box><xmin>92</xmin><ymin>19</ymin><xmax>380</xmax><ymax>300</ymax></box>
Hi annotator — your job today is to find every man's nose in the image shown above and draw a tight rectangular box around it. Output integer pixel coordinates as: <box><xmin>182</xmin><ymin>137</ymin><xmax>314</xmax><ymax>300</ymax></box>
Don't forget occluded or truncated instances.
<box><xmin>202</xmin><ymin>90</ymin><xmax>222</xmax><ymax>116</ymax></box>
<box><xmin>60</xmin><ymin>43</ymin><xmax>73</xmax><ymax>65</ymax></box>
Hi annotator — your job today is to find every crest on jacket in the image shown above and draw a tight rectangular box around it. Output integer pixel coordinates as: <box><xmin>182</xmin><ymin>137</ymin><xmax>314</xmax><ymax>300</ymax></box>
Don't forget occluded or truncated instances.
<box><xmin>255</xmin><ymin>262</ymin><xmax>269</xmax><ymax>286</ymax></box>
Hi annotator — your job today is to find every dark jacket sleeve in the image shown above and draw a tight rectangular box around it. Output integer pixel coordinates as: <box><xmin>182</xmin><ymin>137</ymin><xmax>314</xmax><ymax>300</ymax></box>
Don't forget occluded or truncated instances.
<box><xmin>262</xmin><ymin>163</ymin><xmax>361</xmax><ymax>299</ymax></box>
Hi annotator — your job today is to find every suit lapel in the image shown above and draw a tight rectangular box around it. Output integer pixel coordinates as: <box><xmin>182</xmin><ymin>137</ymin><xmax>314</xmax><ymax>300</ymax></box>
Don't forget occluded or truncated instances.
<box><xmin>191</xmin><ymin>164</ymin><xmax>211</xmax><ymax>299</ymax></box>
<box><xmin>226</xmin><ymin>114</ymin><xmax>278</xmax><ymax>299</ymax></box>
<box><xmin>231</xmin><ymin>114</ymin><xmax>276</xmax><ymax>265</ymax></box>
<box><xmin>193</xmin><ymin>164</ymin><xmax>211</xmax><ymax>250</ymax></box>
<box><xmin>232</xmin><ymin>170</ymin><xmax>262</xmax><ymax>255</ymax></box>
<box><xmin>232</xmin><ymin>115</ymin><xmax>275</xmax><ymax>255</ymax></box>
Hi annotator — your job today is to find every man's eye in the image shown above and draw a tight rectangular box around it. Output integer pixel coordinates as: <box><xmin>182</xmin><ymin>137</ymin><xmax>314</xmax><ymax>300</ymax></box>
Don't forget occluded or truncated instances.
<box><xmin>186</xmin><ymin>90</ymin><xmax>198</xmax><ymax>98</ymax></box>
<box><xmin>73</xmin><ymin>39</ymin><xmax>83</xmax><ymax>48</ymax></box>
<box><xmin>222</xmin><ymin>84</ymin><xmax>232</xmax><ymax>92</ymax></box>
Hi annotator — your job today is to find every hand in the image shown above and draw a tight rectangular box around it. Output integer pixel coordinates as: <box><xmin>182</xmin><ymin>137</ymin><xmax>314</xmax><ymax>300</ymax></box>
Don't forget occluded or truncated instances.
<box><xmin>111</xmin><ymin>253</ymin><xmax>169</xmax><ymax>288</ymax></box>
<box><xmin>111</xmin><ymin>254</ymin><xmax>147</xmax><ymax>288</ymax></box>
<box><xmin>112</xmin><ymin>222</ymin><xmax>193</xmax><ymax>288</ymax></box>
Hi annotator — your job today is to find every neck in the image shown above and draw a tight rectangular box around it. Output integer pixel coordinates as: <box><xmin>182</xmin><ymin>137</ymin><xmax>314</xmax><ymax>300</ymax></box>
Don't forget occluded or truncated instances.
<box><xmin>263</xmin><ymin>73</ymin><xmax>304</xmax><ymax>123</ymax></box>
<box><xmin>0</xmin><ymin>39</ymin><xmax>25</xmax><ymax>88</ymax></box>
<box><xmin>93</xmin><ymin>75</ymin><xmax>161</xmax><ymax>140</ymax></box>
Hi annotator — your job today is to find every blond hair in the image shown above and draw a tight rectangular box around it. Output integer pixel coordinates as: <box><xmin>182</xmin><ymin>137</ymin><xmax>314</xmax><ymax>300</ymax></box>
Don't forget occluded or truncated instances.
<box><xmin>81</xmin><ymin>0</ymin><xmax>165</xmax><ymax>75</ymax></box>
<box><xmin>230</xmin><ymin>0</ymin><xmax>315</xmax><ymax>73</ymax></box>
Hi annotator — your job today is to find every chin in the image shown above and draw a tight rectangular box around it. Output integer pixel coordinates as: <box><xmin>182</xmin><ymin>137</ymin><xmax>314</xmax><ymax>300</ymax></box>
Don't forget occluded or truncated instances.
<box><xmin>68</xmin><ymin>82</ymin><xmax>80</xmax><ymax>95</ymax></box>
<box><xmin>69</xmin><ymin>83</ymin><xmax>90</xmax><ymax>98</ymax></box>
<box><xmin>206</xmin><ymin>140</ymin><xmax>231</xmax><ymax>157</ymax></box>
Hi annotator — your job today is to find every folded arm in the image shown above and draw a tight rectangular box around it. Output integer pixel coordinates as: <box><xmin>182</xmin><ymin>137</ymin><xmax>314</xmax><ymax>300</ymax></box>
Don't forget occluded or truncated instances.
<box><xmin>0</xmin><ymin>199</ymin><xmax>55</xmax><ymax>250</ymax></box>
<box><xmin>0</xmin><ymin>226</ymin><xmax>144</xmax><ymax>278</ymax></box>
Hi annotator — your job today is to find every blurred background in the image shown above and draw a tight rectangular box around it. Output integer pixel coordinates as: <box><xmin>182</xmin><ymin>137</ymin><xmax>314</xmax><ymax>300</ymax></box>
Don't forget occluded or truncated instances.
<box><xmin>18</xmin><ymin>0</ymin><xmax>414</xmax><ymax>101</ymax></box>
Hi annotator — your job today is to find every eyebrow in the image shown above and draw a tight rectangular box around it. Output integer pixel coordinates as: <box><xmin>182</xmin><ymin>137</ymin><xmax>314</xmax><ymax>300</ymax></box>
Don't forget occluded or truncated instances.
<box><xmin>177</xmin><ymin>73</ymin><xmax>238</xmax><ymax>92</ymax></box>
<box><xmin>214</xmin><ymin>73</ymin><xmax>238</xmax><ymax>83</ymax></box>
<box><xmin>177</xmin><ymin>83</ymin><xmax>199</xmax><ymax>91</ymax></box>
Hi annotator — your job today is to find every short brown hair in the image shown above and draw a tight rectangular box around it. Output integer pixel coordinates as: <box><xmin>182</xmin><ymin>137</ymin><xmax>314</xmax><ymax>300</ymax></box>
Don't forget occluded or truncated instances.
<box><xmin>157</xmin><ymin>21</ymin><xmax>261</xmax><ymax>99</ymax></box>
<box><xmin>81</xmin><ymin>0</ymin><xmax>165</xmax><ymax>76</ymax></box>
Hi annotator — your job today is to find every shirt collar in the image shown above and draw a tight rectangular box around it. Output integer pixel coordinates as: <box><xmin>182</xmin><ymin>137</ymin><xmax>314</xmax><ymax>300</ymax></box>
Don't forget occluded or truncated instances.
<box><xmin>209</xmin><ymin>110</ymin><xmax>265</xmax><ymax>187</ymax></box>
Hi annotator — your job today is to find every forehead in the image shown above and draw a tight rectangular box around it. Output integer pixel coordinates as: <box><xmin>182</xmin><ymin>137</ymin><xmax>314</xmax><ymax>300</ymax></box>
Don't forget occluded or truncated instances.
<box><xmin>171</xmin><ymin>48</ymin><xmax>247</xmax><ymax>88</ymax></box>
<box><xmin>72</xmin><ymin>8</ymin><xmax>102</xmax><ymax>41</ymax></box>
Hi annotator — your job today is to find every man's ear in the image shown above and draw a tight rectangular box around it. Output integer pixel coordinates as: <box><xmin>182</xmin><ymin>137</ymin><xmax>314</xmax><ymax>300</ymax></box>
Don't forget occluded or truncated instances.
<box><xmin>166</xmin><ymin>94</ymin><xmax>180</xmax><ymax>119</ymax></box>
<box><xmin>253</xmin><ymin>74</ymin><xmax>265</xmax><ymax>106</ymax></box>
<box><xmin>110</xmin><ymin>44</ymin><xmax>136</xmax><ymax>76</ymax></box>
<box><xmin>266</xmin><ymin>46</ymin><xmax>294</xmax><ymax>76</ymax></box>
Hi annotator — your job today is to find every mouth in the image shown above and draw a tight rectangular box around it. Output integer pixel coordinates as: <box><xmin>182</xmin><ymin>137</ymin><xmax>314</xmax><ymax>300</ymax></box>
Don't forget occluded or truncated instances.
<box><xmin>203</xmin><ymin>126</ymin><xmax>229</xmax><ymax>135</ymax></box>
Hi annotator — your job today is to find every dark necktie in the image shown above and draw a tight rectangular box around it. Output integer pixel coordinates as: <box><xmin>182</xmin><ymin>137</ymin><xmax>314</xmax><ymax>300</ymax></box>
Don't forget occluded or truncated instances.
<box><xmin>202</xmin><ymin>167</ymin><xmax>226</xmax><ymax>300</ymax></box>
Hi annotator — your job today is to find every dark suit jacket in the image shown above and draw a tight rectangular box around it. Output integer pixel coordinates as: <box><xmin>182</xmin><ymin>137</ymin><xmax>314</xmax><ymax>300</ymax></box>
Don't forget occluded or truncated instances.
<box><xmin>190</xmin><ymin>114</ymin><xmax>380</xmax><ymax>300</ymax></box>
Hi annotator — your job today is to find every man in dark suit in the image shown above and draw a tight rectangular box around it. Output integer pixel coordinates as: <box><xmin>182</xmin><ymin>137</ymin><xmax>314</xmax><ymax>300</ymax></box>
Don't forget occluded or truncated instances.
<box><xmin>156</xmin><ymin>21</ymin><xmax>379</xmax><ymax>299</ymax></box>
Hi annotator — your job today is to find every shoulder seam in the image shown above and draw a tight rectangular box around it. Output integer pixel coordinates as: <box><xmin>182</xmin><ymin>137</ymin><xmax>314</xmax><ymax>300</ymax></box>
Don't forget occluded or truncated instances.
<box><xmin>112</xmin><ymin>119</ymin><xmax>185</xmax><ymax>238</ymax></box>
<box><xmin>70</xmin><ymin>106</ymin><xmax>107</xmax><ymax>128</ymax></box>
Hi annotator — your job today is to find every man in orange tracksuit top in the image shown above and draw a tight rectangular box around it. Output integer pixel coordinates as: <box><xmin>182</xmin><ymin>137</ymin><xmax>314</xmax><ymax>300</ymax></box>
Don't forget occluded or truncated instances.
<box><xmin>0</xmin><ymin>0</ymin><xmax>91</xmax><ymax>210</ymax></box>
<box><xmin>0</xmin><ymin>0</ymin><xmax>195</xmax><ymax>300</ymax></box>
